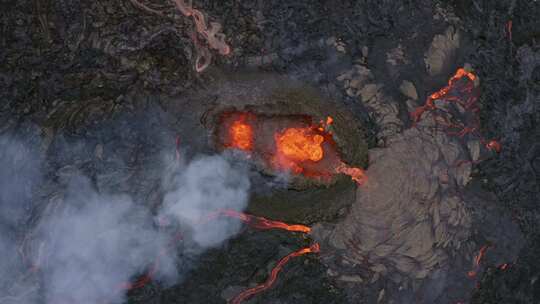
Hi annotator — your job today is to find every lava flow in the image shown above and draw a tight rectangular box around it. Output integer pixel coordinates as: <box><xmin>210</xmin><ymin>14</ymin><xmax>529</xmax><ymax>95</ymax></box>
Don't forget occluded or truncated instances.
<box><xmin>204</xmin><ymin>209</ymin><xmax>311</xmax><ymax>233</ymax></box>
<box><xmin>230</xmin><ymin>243</ymin><xmax>320</xmax><ymax>304</ymax></box>
<box><xmin>200</xmin><ymin>209</ymin><xmax>319</xmax><ymax>304</ymax></box>
<box><xmin>116</xmin><ymin>208</ymin><xmax>317</xmax><ymax>304</ymax></box>
<box><xmin>335</xmin><ymin>162</ymin><xmax>367</xmax><ymax>184</ymax></box>
<box><xmin>411</xmin><ymin>67</ymin><xmax>501</xmax><ymax>153</ymax></box>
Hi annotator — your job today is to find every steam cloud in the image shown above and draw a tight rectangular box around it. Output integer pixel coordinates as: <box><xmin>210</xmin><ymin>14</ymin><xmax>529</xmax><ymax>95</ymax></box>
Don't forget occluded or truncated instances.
<box><xmin>0</xmin><ymin>135</ymin><xmax>251</xmax><ymax>304</ymax></box>
<box><xmin>160</xmin><ymin>155</ymin><xmax>251</xmax><ymax>248</ymax></box>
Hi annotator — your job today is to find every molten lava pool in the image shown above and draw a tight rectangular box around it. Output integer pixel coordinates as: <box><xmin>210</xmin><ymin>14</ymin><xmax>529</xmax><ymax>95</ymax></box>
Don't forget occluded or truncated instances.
<box><xmin>216</xmin><ymin>111</ymin><xmax>366</xmax><ymax>185</ymax></box>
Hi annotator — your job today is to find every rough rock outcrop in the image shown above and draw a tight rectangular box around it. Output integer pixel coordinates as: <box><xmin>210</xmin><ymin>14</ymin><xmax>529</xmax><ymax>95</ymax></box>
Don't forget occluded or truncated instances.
<box><xmin>318</xmin><ymin>121</ymin><xmax>473</xmax><ymax>281</ymax></box>
<box><xmin>425</xmin><ymin>27</ymin><xmax>460</xmax><ymax>76</ymax></box>
<box><xmin>337</xmin><ymin>62</ymin><xmax>403</xmax><ymax>146</ymax></box>
<box><xmin>315</xmin><ymin>66</ymin><xmax>523</xmax><ymax>302</ymax></box>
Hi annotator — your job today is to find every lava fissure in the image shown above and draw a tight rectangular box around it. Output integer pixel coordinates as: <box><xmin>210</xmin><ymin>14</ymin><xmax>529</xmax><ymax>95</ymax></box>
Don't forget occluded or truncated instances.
<box><xmin>467</xmin><ymin>244</ymin><xmax>491</xmax><ymax>278</ymax></box>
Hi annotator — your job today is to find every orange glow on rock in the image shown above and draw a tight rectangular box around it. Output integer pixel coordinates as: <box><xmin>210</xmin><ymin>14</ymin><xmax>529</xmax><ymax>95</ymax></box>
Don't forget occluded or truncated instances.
<box><xmin>411</xmin><ymin>68</ymin><xmax>477</xmax><ymax>124</ymax></box>
<box><xmin>486</xmin><ymin>140</ymin><xmax>501</xmax><ymax>153</ymax></box>
<box><xmin>326</xmin><ymin>116</ymin><xmax>333</xmax><ymax>125</ymax></box>
<box><xmin>474</xmin><ymin>245</ymin><xmax>490</xmax><ymax>266</ymax></box>
<box><xmin>411</xmin><ymin>67</ymin><xmax>503</xmax><ymax>154</ymax></box>
<box><xmin>335</xmin><ymin>162</ymin><xmax>367</xmax><ymax>185</ymax></box>
<box><xmin>205</xmin><ymin>209</ymin><xmax>311</xmax><ymax>233</ymax></box>
<box><xmin>230</xmin><ymin>242</ymin><xmax>320</xmax><ymax>304</ymax></box>
<box><xmin>276</xmin><ymin>128</ymin><xmax>324</xmax><ymax>163</ymax></box>
<box><xmin>229</xmin><ymin>118</ymin><xmax>253</xmax><ymax>151</ymax></box>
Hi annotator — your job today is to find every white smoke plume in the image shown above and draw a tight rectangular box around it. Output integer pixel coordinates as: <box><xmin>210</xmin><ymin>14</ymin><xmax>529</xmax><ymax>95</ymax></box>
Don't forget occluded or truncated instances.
<box><xmin>0</xmin><ymin>134</ymin><xmax>251</xmax><ymax>304</ymax></box>
<box><xmin>35</xmin><ymin>175</ymin><xmax>175</xmax><ymax>304</ymax></box>
<box><xmin>160</xmin><ymin>154</ymin><xmax>251</xmax><ymax>248</ymax></box>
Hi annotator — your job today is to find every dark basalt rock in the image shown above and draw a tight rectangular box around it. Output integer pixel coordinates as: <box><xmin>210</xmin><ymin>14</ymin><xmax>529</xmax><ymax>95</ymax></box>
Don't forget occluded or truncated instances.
<box><xmin>1</xmin><ymin>0</ymin><xmax>539</xmax><ymax>303</ymax></box>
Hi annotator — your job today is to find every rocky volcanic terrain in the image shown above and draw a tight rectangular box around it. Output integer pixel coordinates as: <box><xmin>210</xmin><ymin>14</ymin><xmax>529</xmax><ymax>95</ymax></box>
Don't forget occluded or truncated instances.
<box><xmin>1</xmin><ymin>0</ymin><xmax>539</xmax><ymax>304</ymax></box>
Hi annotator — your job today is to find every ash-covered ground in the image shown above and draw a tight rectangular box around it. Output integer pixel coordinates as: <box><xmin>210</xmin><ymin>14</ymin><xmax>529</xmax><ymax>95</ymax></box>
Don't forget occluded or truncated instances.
<box><xmin>1</xmin><ymin>0</ymin><xmax>539</xmax><ymax>303</ymax></box>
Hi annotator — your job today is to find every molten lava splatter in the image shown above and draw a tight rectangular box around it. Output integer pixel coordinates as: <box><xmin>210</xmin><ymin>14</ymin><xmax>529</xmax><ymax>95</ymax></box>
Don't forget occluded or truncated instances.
<box><xmin>228</xmin><ymin>117</ymin><xmax>254</xmax><ymax>151</ymax></box>
<box><xmin>318</xmin><ymin>116</ymin><xmax>334</xmax><ymax>132</ymax></box>
<box><xmin>326</xmin><ymin>116</ymin><xmax>333</xmax><ymax>125</ymax></box>
<box><xmin>230</xmin><ymin>243</ymin><xmax>320</xmax><ymax>304</ymax></box>
<box><xmin>335</xmin><ymin>162</ymin><xmax>367</xmax><ymax>185</ymax></box>
<box><xmin>272</xmin><ymin>123</ymin><xmax>366</xmax><ymax>184</ymax></box>
<box><xmin>274</xmin><ymin>127</ymin><xmax>325</xmax><ymax>173</ymax></box>
<box><xmin>411</xmin><ymin>67</ymin><xmax>502</xmax><ymax>153</ymax></box>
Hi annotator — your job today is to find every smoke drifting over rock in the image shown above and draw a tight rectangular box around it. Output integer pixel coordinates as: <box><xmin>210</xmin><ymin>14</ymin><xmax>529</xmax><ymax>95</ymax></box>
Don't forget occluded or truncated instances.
<box><xmin>36</xmin><ymin>176</ymin><xmax>171</xmax><ymax>304</ymax></box>
<box><xmin>0</xmin><ymin>135</ymin><xmax>251</xmax><ymax>304</ymax></box>
<box><xmin>160</xmin><ymin>155</ymin><xmax>251</xmax><ymax>248</ymax></box>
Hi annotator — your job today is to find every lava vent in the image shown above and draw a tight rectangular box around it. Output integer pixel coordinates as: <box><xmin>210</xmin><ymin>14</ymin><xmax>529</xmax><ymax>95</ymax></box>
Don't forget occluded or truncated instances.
<box><xmin>216</xmin><ymin>111</ymin><xmax>365</xmax><ymax>185</ymax></box>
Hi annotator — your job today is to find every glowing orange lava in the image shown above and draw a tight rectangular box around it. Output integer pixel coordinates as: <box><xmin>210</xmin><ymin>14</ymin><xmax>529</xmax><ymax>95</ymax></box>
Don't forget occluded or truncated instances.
<box><xmin>221</xmin><ymin>113</ymin><xmax>366</xmax><ymax>184</ymax></box>
<box><xmin>411</xmin><ymin>68</ymin><xmax>476</xmax><ymax>125</ymax></box>
<box><xmin>229</xmin><ymin>118</ymin><xmax>253</xmax><ymax>151</ymax></box>
<box><xmin>230</xmin><ymin>243</ymin><xmax>320</xmax><ymax>304</ymax></box>
<box><xmin>276</xmin><ymin>128</ymin><xmax>324</xmax><ymax>162</ymax></box>
<box><xmin>335</xmin><ymin>162</ymin><xmax>367</xmax><ymax>185</ymax></box>
<box><xmin>204</xmin><ymin>209</ymin><xmax>311</xmax><ymax>233</ymax></box>
<box><xmin>326</xmin><ymin>116</ymin><xmax>333</xmax><ymax>125</ymax></box>
<box><xmin>272</xmin><ymin>124</ymin><xmax>366</xmax><ymax>184</ymax></box>
<box><xmin>273</xmin><ymin>127</ymin><xmax>325</xmax><ymax>174</ymax></box>
<box><xmin>411</xmin><ymin>68</ymin><xmax>502</xmax><ymax>153</ymax></box>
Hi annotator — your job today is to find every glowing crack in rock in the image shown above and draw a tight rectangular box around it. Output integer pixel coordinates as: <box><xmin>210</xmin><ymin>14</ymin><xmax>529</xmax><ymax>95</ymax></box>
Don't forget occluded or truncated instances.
<box><xmin>230</xmin><ymin>243</ymin><xmax>321</xmax><ymax>304</ymax></box>
<box><xmin>228</xmin><ymin>117</ymin><xmax>254</xmax><ymax>151</ymax></box>
<box><xmin>115</xmin><ymin>209</ymin><xmax>316</xmax><ymax>304</ymax></box>
<box><xmin>411</xmin><ymin>68</ymin><xmax>502</xmax><ymax>153</ymax></box>
<box><xmin>203</xmin><ymin>209</ymin><xmax>311</xmax><ymax>233</ymax></box>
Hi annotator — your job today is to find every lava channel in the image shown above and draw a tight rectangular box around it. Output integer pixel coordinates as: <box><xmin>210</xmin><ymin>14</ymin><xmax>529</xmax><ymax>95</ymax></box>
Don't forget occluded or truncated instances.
<box><xmin>230</xmin><ymin>243</ymin><xmax>321</xmax><ymax>304</ymax></box>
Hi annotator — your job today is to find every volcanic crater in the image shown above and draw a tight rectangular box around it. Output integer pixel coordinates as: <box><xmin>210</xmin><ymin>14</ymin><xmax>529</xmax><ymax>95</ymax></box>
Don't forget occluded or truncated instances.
<box><xmin>2</xmin><ymin>1</ymin><xmax>539</xmax><ymax>304</ymax></box>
